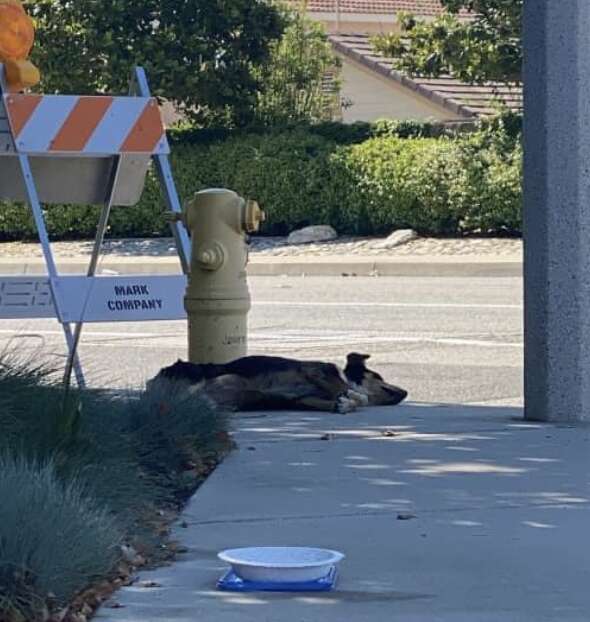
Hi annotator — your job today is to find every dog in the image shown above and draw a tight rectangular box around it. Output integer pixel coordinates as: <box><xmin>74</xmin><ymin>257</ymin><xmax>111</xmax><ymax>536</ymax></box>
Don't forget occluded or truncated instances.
<box><xmin>147</xmin><ymin>353</ymin><xmax>407</xmax><ymax>414</ymax></box>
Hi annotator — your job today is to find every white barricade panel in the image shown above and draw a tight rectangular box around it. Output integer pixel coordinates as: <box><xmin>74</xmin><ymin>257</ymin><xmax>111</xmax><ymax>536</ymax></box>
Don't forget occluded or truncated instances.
<box><xmin>0</xmin><ymin>276</ymin><xmax>187</xmax><ymax>322</ymax></box>
<box><xmin>0</xmin><ymin>277</ymin><xmax>54</xmax><ymax>319</ymax></box>
<box><xmin>59</xmin><ymin>275</ymin><xmax>187</xmax><ymax>322</ymax></box>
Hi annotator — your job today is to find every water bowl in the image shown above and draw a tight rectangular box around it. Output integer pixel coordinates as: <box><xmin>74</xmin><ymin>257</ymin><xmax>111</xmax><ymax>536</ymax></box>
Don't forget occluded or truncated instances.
<box><xmin>218</xmin><ymin>547</ymin><xmax>345</xmax><ymax>583</ymax></box>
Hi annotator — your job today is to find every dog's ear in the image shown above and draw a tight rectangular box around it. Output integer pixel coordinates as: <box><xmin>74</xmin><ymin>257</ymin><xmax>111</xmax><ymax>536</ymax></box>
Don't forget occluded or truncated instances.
<box><xmin>347</xmin><ymin>352</ymin><xmax>371</xmax><ymax>365</ymax></box>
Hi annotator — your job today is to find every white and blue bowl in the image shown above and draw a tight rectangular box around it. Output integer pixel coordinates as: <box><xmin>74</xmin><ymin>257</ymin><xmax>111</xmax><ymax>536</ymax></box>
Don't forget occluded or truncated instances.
<box><xmin>218</xmin><ymin>547</ymin><xmax>345</xmax><ymax>583</ymax></box>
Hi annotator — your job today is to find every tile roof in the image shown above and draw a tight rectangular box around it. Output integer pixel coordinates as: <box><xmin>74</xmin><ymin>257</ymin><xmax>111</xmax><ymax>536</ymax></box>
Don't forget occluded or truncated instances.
<box><xmin>299</xmin><ymin>0</ymin><xmax>462</xmax><ymax>16</ymax></box>
<box><xmin>331</xmin><ymin>33</ymin><xmax>522</xmax><ymax>118</ymax></box>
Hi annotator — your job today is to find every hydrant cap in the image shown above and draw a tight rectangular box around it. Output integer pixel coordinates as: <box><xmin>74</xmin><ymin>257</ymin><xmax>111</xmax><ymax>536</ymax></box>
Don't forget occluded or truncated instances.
<box><xmin>194</xmin><ymin>188</ymin><xmax>239</xmax><ymax>200</ymax></box>
<box><xmin>185</xmin><ymin>188</ymin><xmax>240</xmax><ymax>228</ymax></box>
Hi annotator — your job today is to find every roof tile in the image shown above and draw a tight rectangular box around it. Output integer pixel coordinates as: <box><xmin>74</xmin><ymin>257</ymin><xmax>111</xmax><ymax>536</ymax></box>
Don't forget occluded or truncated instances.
<box><xmin>330</xmin><ymin>33</ymin><xmax>522</xmax><ymax>118</ymax></box>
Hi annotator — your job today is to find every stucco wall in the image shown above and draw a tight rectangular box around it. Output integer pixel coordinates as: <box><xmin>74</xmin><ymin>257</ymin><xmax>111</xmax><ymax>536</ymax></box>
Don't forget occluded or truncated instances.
<box><xmin>338</xmin><ymin>55</ymin><xmax>463</xmax><ymax>123</ymax></box>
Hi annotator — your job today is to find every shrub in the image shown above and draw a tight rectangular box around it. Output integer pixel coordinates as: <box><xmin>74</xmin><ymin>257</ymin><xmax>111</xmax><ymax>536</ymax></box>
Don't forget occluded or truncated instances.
<box><xmin>0</xmin><ymin>352</ymin><xmax>81</xmax><ymax>457</ymax></box>
<box><xmin>32</xmin><ymin>0</ymin><xmax>285</xmax><ymax>128</ymax></box>
<box><xmin>330</xmin><ymin>128</ymin><xmax>521</xmax><ymax>235</ymax></box>
<box><xmin>0</xmin><ymin>348</ymin><xmax>226</xmax><ymax>520</ymax></box>
<box><xmin>329</xmin><ymin>136</ymin><xmax>464</xmax><ymax>234</ymax></box>
<box><xmin>124</xmin><ymin>382</ymin><xmax>228</xmax><ymax>494</ymax></box>
<box><xmin>0</xmin><ymin>456</ymin><xmax>122</xmax><ymax>621</ymax></box>
<box><xmin>155</xmin><ymin>130</ymin><xmax>341</xmax><ymax>235</ymax></box>
<box><xmin>0</xmin><ymin>122</ymin><xmax>522</xmax><ymax>240</ymax></box>
<box><xmin>449</xmin><ymin>126</ymin><xmax>523</xmax><ymax>234</ymax></box>
<box><xmin>167</xmin><ymin>117</ymin><xmax>469</xmax><ymax>146</ymax></box>
<box><xmin>254</xmin><ymin>4</ymin><xmax>341</xmax><ymax>125</ymax></box>
<box><xmin>0</xmin><ymin>351</ymin><xmax>231</xmax><ymax>618</ymax></box>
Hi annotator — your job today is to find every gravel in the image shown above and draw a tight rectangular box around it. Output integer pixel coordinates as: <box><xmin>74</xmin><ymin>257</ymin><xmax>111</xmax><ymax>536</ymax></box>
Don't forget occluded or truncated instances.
<box><xmin>0</xmin><ymin>236</ymin><xmax>523</xmax><ymax>259</ymax></box>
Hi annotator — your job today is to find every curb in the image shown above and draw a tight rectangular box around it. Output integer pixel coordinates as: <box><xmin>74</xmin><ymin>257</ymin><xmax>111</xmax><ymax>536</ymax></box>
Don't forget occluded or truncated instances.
<box><xmin>0</xmin><ymin>256</ymin><xmax>523</xmax><ymax>278</ymax></box>
<box><xmin>248</xmin><ymin>256</ymin><xmax>522</xmax><ymax>277</ymax></box>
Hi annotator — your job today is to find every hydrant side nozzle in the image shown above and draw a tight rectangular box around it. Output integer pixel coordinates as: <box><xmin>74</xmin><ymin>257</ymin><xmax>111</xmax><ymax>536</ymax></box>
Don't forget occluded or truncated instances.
<box><xmin>244</xmin><ymin>199</ymin><xmax>265</xmax><ymax>234</ymax></box>
<box><xmin>197</xmin><ymin>242</ymin><xmax>225</xmax><ymax>271</ymax></box>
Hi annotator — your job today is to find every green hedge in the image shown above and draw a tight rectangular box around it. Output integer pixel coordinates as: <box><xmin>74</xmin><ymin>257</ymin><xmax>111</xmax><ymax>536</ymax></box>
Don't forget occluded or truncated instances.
<box><xmin>0</xmin><ymin>119</ymin><xmax>522</xmax><ymax>240</ymax></box>
<box><xmin>165</xmin><ymin>117</ymin><xmax>475</xmax><ymax>146</ymax></box>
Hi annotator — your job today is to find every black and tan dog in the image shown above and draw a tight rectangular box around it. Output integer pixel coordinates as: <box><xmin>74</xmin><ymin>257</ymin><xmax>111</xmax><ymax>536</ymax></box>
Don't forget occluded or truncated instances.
<box><xmin>148</xmin><ymin>353</ymin><xmax>407</xmax><ymax>413</ymax></box>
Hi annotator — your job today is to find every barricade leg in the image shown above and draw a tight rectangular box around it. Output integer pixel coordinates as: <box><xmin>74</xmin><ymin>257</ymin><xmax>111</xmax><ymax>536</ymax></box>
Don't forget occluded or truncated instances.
<box><xmin>132</xmin><ymin>67</ymin><xmax>191</xmax><ymax>275</ymax></box>
<box><xmin>17</xmin><ymin>154</ymin><xmax>86</xmax><ymax>387</ymax></box>
<box><xmin>63</xmin><ymin>157</ymin><xmax>123</xmax><ymax>386</ymax></box>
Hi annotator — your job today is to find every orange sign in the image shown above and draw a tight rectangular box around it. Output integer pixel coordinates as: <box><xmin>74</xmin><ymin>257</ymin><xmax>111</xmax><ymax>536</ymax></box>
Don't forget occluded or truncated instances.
<box><xmin>0</xmin><ymin>0</ymin><xmax>39</xmax><ymax>91</ymax></box>
<box><xmin>0</xmin><ymin>3</ymin><xmax>34</xmax><ymax>59</ymax></box>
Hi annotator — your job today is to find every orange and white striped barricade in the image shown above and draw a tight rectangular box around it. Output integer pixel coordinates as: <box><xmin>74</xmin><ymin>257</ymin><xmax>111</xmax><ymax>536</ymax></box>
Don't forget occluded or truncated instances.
<box><xmin>0</xmin><ymin>66</ymin><xmax>190</xmax><ymax>387</ymax></box>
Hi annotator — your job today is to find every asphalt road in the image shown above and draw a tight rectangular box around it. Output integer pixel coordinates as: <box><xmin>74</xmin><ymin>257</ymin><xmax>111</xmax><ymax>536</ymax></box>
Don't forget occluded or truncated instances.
<box><xmin>0</xmin><ymin>275</ymin><xmax>524</xmax><ymax>405</ymax></box>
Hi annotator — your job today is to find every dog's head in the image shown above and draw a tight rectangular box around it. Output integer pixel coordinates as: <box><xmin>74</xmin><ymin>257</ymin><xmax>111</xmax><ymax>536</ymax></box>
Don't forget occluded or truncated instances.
<box><xmin>296</xmin><ymin>360</ymin><xmax>351</xmax><ymax>399</ymax></box>
<box><xmin>344</xmin><ymin>353</ymin><xmax>407</xmax><ymax>406</ymax></box>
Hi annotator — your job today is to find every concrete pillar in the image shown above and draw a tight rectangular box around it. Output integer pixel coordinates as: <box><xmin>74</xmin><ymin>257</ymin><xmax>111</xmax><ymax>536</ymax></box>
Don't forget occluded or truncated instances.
<box><xmin>523</xmin><ymin>1</ymin><xmax>590</xmax><ymax>422</ymax></box>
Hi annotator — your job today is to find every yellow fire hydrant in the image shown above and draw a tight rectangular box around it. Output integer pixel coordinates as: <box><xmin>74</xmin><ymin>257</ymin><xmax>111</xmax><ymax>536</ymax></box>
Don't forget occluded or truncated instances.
<box><xmin>182</xmin><ymin>188</ymin><xmax>264</xmax><ymax>364</ymax></box>
<box><xmin>0</xmin><ymin>0</ymin><xmax>40</xmax><ymax>91</ymax></box>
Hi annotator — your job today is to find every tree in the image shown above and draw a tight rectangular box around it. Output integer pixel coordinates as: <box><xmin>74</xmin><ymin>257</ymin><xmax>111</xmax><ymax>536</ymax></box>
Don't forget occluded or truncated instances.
<box><xmin>254</xmin><ymin>3</ymin><xmax>341</xmax><ymax>125</ymax></box>
<box><xmin>372</xmin><ymin>0</ymin><xmax>522</xmax><ymax>85</ymax></box>
<box><xmin>30</xmin><ymin>0</ymin><xmax>285</xmax><ymax>126</ymax></box>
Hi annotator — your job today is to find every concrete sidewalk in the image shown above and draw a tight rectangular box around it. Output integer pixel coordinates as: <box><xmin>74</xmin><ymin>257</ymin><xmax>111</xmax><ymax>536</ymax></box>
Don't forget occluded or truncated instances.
<box><xmin>0</xmin><ymin>254</ymin><xmax>522</xmax><ymax>277</ymax></box>
<box><xmin>97</xmin><ymin>404</ymin><xmax>590</xmax><ymax>622</ymax></box>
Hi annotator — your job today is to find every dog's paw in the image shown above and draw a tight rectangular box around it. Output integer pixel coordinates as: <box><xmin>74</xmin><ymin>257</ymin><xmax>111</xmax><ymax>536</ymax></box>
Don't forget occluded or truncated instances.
<box><xmin>336</xmin><ymin>396</ymin><xmax>357</xmax><ymax>414</ymax></box>
<box><xmin>346</xmin><ymin>388</ymin><xmax>369</xmax><ymax>407</ymax></box>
